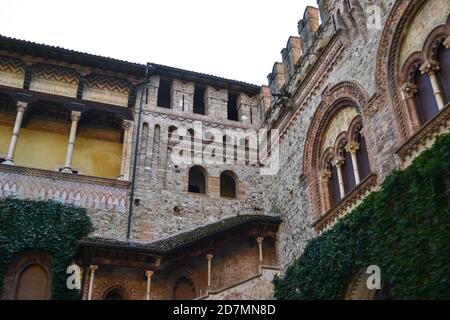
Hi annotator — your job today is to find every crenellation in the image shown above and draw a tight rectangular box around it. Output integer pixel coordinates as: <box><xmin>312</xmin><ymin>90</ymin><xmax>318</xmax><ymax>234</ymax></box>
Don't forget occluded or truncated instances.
<box><xmin>171</xmin><ymin>79</ymin><xmax>195</xmax><ymax>113</ymax></box>
<box><xmin>281</xmin><ymin>37</ymin><xmax>302</xmax><ymax>81</ymax></box>
<box><xmin>298</xmin><ymin>6</ymin><xmax>320</xmax><ymax>54</ymax></box>
<box><xmin>267</xmin><ymin>62</ymin><xmax>285</xmax><ymax>104</ymax></box>
<box><xmin>205</xmin><ymin>86</ymin><xmax>228</xmax><ymax>120</ymax></box>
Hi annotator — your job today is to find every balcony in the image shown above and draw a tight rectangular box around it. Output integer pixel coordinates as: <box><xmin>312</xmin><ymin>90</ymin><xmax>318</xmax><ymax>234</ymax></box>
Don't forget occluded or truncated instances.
<box><xmin>0</xmin><ymin>163</ymin><xmax>129</xmax><ymax>213</ymax></box>
<box><xmin>312</xmin><ymin>173</ymin><xmax>378</xmax><ymax>233</ymax></box>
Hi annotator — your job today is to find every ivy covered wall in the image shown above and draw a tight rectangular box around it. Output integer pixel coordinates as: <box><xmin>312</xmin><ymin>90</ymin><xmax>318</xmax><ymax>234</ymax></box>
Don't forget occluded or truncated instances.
<box><xmin>274</xmin><ymin>133</ymin><xmax>450</xmax><ymax>300</ymax></box>
<box><xmin>0</xmin><ymin>198</ymin><xmax>92</xmax><ymax>299</ymax></box>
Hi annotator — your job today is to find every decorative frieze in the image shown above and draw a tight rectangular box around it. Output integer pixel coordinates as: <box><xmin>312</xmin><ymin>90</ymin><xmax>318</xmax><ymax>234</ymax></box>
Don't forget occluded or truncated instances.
<box><xmin>0</xmin><ymin>56</ymin><xmax>25</xmax><ymax>89</ymax></box>
<box><xmin>0</xmin><ymin>164</ymin><xmax>129</xmax><ymax>213</ymax></box>
<box><xmin>29</xmin><ymin>64</ymin><xmax>79</xmax><ymax>98</ymax></box>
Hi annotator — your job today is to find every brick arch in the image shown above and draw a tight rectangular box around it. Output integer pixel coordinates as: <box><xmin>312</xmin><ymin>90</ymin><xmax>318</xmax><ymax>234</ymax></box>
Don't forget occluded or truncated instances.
<box><xmin>303</xmin><ymin>81</ymin><xmax>368</xmax><ymax>218</ymax></box>
<box><xmin>167</xmin><ymin>268</ymin><xmax>204</xmax><ymax>299</ymax></box>
<box><xmin>2</xmin><ymin>250</ymin><xmax>53</xmax><ymax>300</ymax></box>
<box><xmin>102</xmin><ymin>285</ymin><xmax>130</xmax><ymax>300</ymax></box>
<box><xmin>374</xmin><ymin>0</ymin><xmax>449</xmax><ymax>140</ymax></box>
<box><xmin>92</xmin><ymin>277</ymin><xmax>136</xmax><ymax>300</ymax></box>
<box><xmin>423</xmin><ymin>24</ymin><xmax>449</xmax><ymax>60</ymax></box>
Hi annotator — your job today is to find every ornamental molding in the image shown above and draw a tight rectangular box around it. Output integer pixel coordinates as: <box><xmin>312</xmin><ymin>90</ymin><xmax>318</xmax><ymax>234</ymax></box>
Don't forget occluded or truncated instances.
<box><xmin>143</xmin><ymin>109</ymin><xmax>254</xmax><ymax>131</ymax></box>
<box><xmin>303</xmin><ymin>81</ymin><xmax>369</xmax><ymax>217</ymax></box>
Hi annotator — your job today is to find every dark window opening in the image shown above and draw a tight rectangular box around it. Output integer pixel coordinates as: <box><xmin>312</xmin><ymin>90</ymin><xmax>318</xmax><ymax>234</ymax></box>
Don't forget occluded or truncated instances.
<box><xmin>415</xmin><ymin>70</ymin><xmax>439</xmax><ymax>124</ymax></box>
<box><xmin>104</xmin><ymin>289</ymin><xmax>125</xmax><ymax>300</ymax></box>
<box><xmin>356</xmin><ymin>132</ymin><xmax>371</xmax><ymax>180</ymax></box>
<box><xmin>227</xmin><ymin>93</ymin><xmax>238</xmax><ymax>121</ymax></box>
<box><xmin>157</xmin><ymin>78</ymin><xmax>172</xmax><ymax>108</ymax></box>
<box><xmin>80</xmin><ymin>110</ymin><xmax>120</xmax><ymax>130</ymax></box>
<box><xmin>188</xmin><ymin>166</ymin><xmax>207</xmax><ymax>194</ymax></box>
<box><xmin>30</xmin><ymin>102</ymin><xmax>70</xmax><ymax>122</ymax></box>
<box><xmin>173</xmin><ymin>276</ymin><xmax>196</xmax><ymax>300</ymax></box>
<box><xmin>437</xmin><ymin>46</ymin><xmax>450</xmax><ymax>103</ymax></box>
<box><xmin>220</xmin><ymin>171</ymin><xmax>237</xmax><ymax>198</ymax></box>
<box><xmin>343</xmin><ymin>150</ymin><xmax>356</xmax><ymax>193</ymax></box>
<box><xmin>0</xmin><ymin>94</ymin><xmax>15</xmax><ymax>114</ymax></box>
<box><xmin>329</xmin><ymin>163</ymin><xmax>341</xmax><ymax>207</ymax></box>
<box><xmin>193</xmin><ymin>85</ymin><xmax>206</xmax><ymax>115</ymax></box>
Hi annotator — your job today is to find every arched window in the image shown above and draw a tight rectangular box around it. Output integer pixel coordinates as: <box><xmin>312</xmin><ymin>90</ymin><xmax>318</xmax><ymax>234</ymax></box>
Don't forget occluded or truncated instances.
<box><xmin>437</xmin><ymin>45</ymin><xmax>450</xmax><ymax>103</ymax></box>
<box><xmin>188</xmin><ymin>166</ymin><xmax>207</xmax><ymax>194</ymax></box>
<box><xmin>103</xmin><ymin>287</ymin><xmax>127</xmax><ymax>300</ymax></box>
<box><xmin>173</xmin><ymin>276</ymin><xmax>196</xmax><ymax>300</ymax></box>
<box><xmin>415</xmin><ymin>69</ymin><xmax>440</xmax><ymax>123</ymax></box>
<box><xmin>319</xmin><ymin>108</ymin><xmax>372</xmax><ymax>210</ymax></box>
<box><xmin>340</xmin><ymin>141</ymin><xmax>356</xmax><ymax>193</ymax></box>
<box><xmin>356</xmin><ymin>130</ymin><xmax>371</xmax><ymax>180</ymax></box>
<box><xmin>328</xmin><ymin>160</ymin><xmax>341</xmax><ymax>207</ymax></box>
<box><xmin>15</xmin><ymin>264</ymin><xmax>49</xmax><ymax>300</ymax></box>
<box><xmin>220</xmin><ymin>170</ymin><xmax>237</xmax><ymax>198</ymax></box>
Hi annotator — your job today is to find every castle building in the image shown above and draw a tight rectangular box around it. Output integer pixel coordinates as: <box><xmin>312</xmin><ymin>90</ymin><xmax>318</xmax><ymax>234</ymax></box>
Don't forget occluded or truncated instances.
<box><xmin>0</xmin><ymin>0</ymin><xmax>449</xmax><ymax>300</ymax></box>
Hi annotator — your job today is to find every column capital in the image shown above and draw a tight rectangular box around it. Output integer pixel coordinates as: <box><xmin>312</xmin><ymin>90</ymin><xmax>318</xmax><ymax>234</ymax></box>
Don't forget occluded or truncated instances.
<box><xmin>321</xmin><ymin>170</ymin><xmax>332</xmax><ymax>181</ymax></box>
<box><xmin>345</xmin><ymin>141</ymin><xmax>360</xmax><ymax>154</ymax></box>
<box><xmin>206</xmin><ymin>254</ymin><xmax>214</xmax><ymax>261</ymax></box>
<box><xmin>420</xmin><ymin>60</ymin><xmax>440</xmax><ymax>75</ymax></box>
<box><xmin>256</xmin><ymin>236</ymin><xmax>264</xmax><ymax>244</ymax></box>
<box><xmin>123</xmin><ymin>119</ymin><xmax>133</xmax><ymax>130</ymax></box>
<box><xmin>145</xmin><ymin>270</ymin><xmax>154</xmax><ymax>278</ymax></box>
<box><xmin>444</xmin><ymin>36</ymin><xmax>450</xmax><ymax>49</ymax></box>
<box><xmin>332</xmin><ymin>156</ymin><xmax>345</xmax><ymax>168</ymax></box>
<box><xmin>401</xmin><ymin>83</ymin><xmax>418</xmax><ymax>99</ymax></box>
<box><xmin>71</xmin><ymin>111</ymin><xmax>81</xmax><ymax>122</ymax></box>
<box><xmin>89</xmin><ymin>265</ymin><xmax>98</xmax><ymax>273</ymax></box>
<box><xmin>16</xmin><ymin>101</ymin><xmax>28</xmax><ymax>112</ymax></box>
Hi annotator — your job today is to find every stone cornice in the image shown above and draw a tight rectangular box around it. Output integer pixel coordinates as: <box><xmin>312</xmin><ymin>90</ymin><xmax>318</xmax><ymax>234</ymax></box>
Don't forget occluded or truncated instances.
<box><xmin>143</xmin><ymin>108</ymin><xmax>256</xmax><ymax>130</ymax></box>
<box><xmin>312</xmin><ymin>173</ymin><xmax>378</xmax><ymax>233</ymax></box>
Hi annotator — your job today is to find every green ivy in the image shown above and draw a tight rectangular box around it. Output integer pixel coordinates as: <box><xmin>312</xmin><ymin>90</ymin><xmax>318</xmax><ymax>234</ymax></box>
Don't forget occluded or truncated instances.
<box><xmin>0</xmin><ymin>198</ymin><xmax>92</xmax><ymax>299</ymax></box>
<box><xmin>274</xmin><ymin>133</ymin><xmax>450</xmax><ymax>300</ymax></box>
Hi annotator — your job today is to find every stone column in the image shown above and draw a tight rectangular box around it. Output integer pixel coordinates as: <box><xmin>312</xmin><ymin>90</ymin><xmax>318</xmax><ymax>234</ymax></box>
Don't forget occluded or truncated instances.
<box><xmin>444</xmin><ymin>36</ymin><xmax>450</xmax><ymax>49</ymax></box>
<box><xmin>145</xmin><ymin>270</ymin><xmax>154</xmax><ymax>300</ymax></box>
<box><xmin>206</xmin><ymin>254</ymin><xmax>214</xmax><ymax>289</ymax></box>
<box><xmin>401</xmin><ymin>83</ymin><xmax>422</xmax><ymax>133</ymax></box>
<box><xmin>420</xmin><ymin>60</ymin><xmax>445</xmax><ymax>110</ymax></box>
<box><xmin>321</xmin><ymin>170</ymin><xmax>332</xmax><ymax>211</ymax></box>
<box><xmin>87</xmin><ymin>265</ymin><xmax>98</xmax><ymax>300</ymax></box>
<box><xmin>119</xmin><ymin>120</ymin><xmax>134</xmax><ymax>181</ymax></box>
<box><xmin>256</xmin><ymin>237</ymin><xmax>264</xmax><ymax>264</ymax></box>
<box><xmin>332</xmin><ymin>156</ymin><xmax>345</xmax><ymax>200</ymax></box>
<box><xmin>61</xmin><ymin>111</ymin><xmax>81</xmax><ymax>173</ymax></box>
<box><xmin>345</xmin><ymin>141</ymin><xmax>361</xmax><ymax>185</ymax></box>
<box><xmin>3</xmin><ymin>101</ymin><xmax>28</xmax><ymax>165</ymax></box>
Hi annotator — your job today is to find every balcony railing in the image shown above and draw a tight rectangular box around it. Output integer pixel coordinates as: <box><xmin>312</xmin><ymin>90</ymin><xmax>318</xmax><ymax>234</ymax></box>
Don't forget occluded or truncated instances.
<box><xmin>0</xmin><ymin>164</ymin><xmax>129</xmax><ymax>213</ymax></box>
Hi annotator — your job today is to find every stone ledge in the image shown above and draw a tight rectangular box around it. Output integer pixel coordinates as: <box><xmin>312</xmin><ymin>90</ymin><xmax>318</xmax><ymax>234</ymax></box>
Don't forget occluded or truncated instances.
<box><xmin>312</xmin><ymin>173</ymin><xmax>378</xmax><ymax>233</ymax></box>
<box><xmin>397</xmin><ymin>104</ymin><xmax>450</xmax><ymax>168</ymax></box>
<box><xmin>0</xmin><ymin>163</ymin><xmax>130</xmax><ymax>188</ymax></box>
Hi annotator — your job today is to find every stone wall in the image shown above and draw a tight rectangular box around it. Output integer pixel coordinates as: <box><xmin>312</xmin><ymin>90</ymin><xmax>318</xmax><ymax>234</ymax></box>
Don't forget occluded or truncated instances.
<box><xmin>125</xmin><ymin>78</ymin><xmax>265</xmax><ymax>242</ymax></box>
<box><xmin>261</xmin><ymin>0</ymin><xmax>407</xmax><ymax>269</ymax></box>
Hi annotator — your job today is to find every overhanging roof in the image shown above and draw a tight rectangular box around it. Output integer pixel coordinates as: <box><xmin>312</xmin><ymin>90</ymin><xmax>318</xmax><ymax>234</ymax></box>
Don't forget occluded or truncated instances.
<box><xmin>78</xmin><ymin>214</ymin><xmax>281</xmax><ymax>255</ymax></box>
<box><xmin>0</xmin><ymin>35</ymin><xmax>260</xmax><ymax>95</ymax></box>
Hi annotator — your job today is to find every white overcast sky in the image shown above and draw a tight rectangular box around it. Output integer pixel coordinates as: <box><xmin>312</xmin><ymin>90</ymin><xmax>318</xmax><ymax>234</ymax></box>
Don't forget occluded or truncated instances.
<box><xmin>0</xmin><ymin>0</ymin><xmax>317</xmax><ymax>85</ymax></box>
